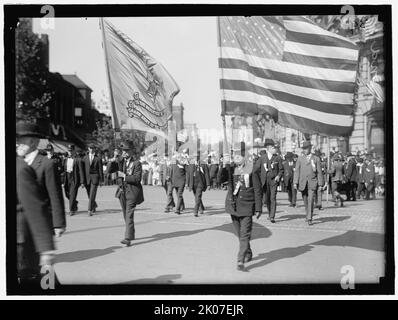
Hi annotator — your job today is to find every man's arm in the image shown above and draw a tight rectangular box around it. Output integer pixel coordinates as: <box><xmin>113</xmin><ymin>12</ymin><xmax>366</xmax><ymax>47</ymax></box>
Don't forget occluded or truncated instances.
<box><xmin>17</xmin><ymin>164</ymin><xmax>55</xmax><ymax>253</ymax></box>
<box><xmin>125</xmin><ymin>161</ymin><xmax>143</xmax><ymax>185</ymax></box>
<box><xmin>316</xmin><ymin>157</ymin><xmax>324</xmax><ymax>187</ymax></box>
<box><xmin>293</xmin><ymin>158</ymin><xmax>300</xmax><ymax>187</ymax></box>
<box><xmin>44</xmin><ymin>160</ymin><xmax>66</xmax><ymax>229</ymax></box>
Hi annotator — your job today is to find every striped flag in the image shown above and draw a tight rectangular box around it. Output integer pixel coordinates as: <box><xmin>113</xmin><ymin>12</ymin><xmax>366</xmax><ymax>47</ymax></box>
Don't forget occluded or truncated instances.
<box><xmin>218</xmin><ymin>16</ymin><xmax>359</xmax><ymax>136</ymax></box>
<box><xmin>363</xmin><ymin>16</ymin><xmax>378</xmax><ymax>38</ymax></box>
<box><xmin>101</xmin><ymin>18</ymin><xmax>180</xmax><ymax>135</ymax></box>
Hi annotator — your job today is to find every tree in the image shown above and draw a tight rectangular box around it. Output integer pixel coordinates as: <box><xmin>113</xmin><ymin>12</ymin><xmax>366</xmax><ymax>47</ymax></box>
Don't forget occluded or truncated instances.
<box><xmin>15</xmin><ymin>18</ymin><xmax>52</xmax><ymax>122</ymax></box>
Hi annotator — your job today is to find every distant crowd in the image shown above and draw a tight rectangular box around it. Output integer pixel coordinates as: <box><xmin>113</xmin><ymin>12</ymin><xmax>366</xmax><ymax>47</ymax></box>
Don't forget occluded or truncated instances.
<box><xmin>40</xmin><ymin>145</ymin><xmax>385</xmax><ymax>200</ymax></box>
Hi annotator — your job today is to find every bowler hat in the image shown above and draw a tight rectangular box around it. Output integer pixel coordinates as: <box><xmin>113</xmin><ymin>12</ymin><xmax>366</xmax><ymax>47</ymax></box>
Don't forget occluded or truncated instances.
<box><xmin>301</xmin><ymin>140</ymin><xmax>312</xmax><ymax>149</ymax></box>
<box><xmin>16</xmin><ymin>121</ymin><xmax>44</xmax><ymax>138</ymax></box>
<box><xmin>285</xmin><ymin>152</ymin><xmax>294</xmax><ymax>159</ymax></box>
<box><xmin>264</xmin><ymin>138</ymin><xmax>275</xmax><ymax>147</ymax></box>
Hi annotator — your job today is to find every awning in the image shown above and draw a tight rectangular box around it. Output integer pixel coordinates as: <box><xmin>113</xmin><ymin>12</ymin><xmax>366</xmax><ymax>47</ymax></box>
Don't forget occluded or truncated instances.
<box><xmin>38</xmin><ymin>139</ymin><xmax>70</xmax><ymax>153</ymax></box>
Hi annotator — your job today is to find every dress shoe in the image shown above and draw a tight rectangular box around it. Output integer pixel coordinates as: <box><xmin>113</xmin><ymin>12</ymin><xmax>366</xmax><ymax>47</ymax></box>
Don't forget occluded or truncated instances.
<box><xmin>175</xmin><ymin>211</ymin><xmax>181</xmax><ymax>215</ymax></box>
<box><xmin>237</xmin><ymin>262</ymin><xmax>245</xmax><ymax>271</ymax></box>
<box><xmin>194</xmin><ymin>213</ymin><xmax>198</xmax><ymax>217</ymax></box>
<box><xmin>244</xmin><ymin>255</ymin><xmax>253</xmax><ymax>263</ymax></box>
<box><xmin>318</xmin><ymin>206</ymin><xmax>324</xmax><ymax>211</ymax></box>
<box><xmin>270</xmin><ymin>218</ymin><xmax>275</xmax><ymax>223</ymax></box>
<box><xmin>292</xmin><ymin>204</ymin><xmax>296</xmax><ymax>208</ymax></box>
<box><xmin>69</xmin><ymin>211</ymin><xmax>75</xmax><ymax>216</ymax></box>
<box><xmin>199</xmin><ymin>210</ymin><xmax>204</xmax><ymax>215</ymax></box>
<box><xmin>120</xmin><ymin>239</ymin><xmax>131</xmax><ymax>246</ymax></box>
<box><xmin>88</xmin><ymin>211</ymin><xmax>93</xmax><ymax>216</ymax></box>
<box><xmin>308</xmin><ymin>220</ymin><xmax>313</xmax><ymax>226</ymax></box>
<box><xmin>164</xmin><ymin>208</ymin><xmax>170</xmax><ymax>213</ymax></box>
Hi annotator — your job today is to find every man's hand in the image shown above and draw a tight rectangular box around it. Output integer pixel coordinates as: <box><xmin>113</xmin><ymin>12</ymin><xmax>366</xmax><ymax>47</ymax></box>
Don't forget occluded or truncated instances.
<box><xmin>54</xmin><ymin>228</ymin><xmax>65</xmax><ymax>238</ymax></box>
<box><xmin>275</xmin><ymin>176</ymin><xmax>280</xmax><ymax>183</ymax></box>
<box><xmin>256</xmin><ymin>211</ymin><xmax>262</xmax><ymax>219</ymax></box>
<box><xmin>39</xmin><ymin>252</ymin><xmax>55</xmax><ymax>266</ymax></box>
<box><xmin>293</xmin><ymin>183</ymin><xmax>298</xmax><ymax>190</ymax></box>
<box><xmin>81</xmin><ymin>184</ymin><xmax>85</xmax><ymax>188</ymax></box>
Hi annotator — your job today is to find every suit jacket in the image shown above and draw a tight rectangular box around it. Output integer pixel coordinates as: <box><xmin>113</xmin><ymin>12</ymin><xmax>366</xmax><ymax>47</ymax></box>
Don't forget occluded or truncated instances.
<box><xmin>170</xmin><ymin>164</ymin><xmax>188</xmax><ymax>188</ymax></box>
<box><xmin>219</xmin><ymin>163</ymin><xmax>262</xmax><ymax>216</ymax></box>
<box><xmin>345</xmin><ymin>159</ymin><xmax>357</xmax><ymax>182</ymax></box>
<box><xmin>282</xmin><ymin>159</ymin><xmax>296</xmax><ymax>186</ymax></box>
<box><xmin>293</xmin><ymin>154</ymin><xmax>324</xmax><ymax>191</ymax></box>
<box><xmin>30</xmin><ymin>153</ymin><xmax>66</xmax><ymax>229</ymax></box>
<box><xmin>186</xmin><ymin>163</ymin><xmax>210</xmax><ymax>190</ymax></box>
<box><xmin>17</xmin><ymin>157</ymin><xmax>54</xmax><ymax>271</ymax></box>
<box><xmin>364</xmin><ymin>163</ymin><xmax>376</xmax><ymax>184</ymax></box>
<box><xmin>124</xmin><ymin>158</ymin><xmax>144</xmax><ymax>204</ymax></box>
<box><xmin>253</xmin><ymin>153</ymin><xmax>284</xmax><ymax>187</ymax></box>
<box><xmin>329</xmin><ymin>161</ymin><xmax>345</xmax><ymax>182</ymax></box>
<box><xmin>82</xmin><ymin>153</ymin><xmax>104</xmax><ymax>185</ymax></box>
<box><xmin>209</xmin><ymin>164</ymin><xmax>219</xmax><ymax>179</ymax></box>
<box><xmin>63</xmin><ymin>155</ymin><xmax>84</xmax><ymax>186</ymax></box>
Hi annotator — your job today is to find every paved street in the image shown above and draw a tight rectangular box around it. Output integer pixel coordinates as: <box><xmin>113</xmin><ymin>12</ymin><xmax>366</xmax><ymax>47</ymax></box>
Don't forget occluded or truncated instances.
<box><xmin>54</xmin><ymin>185</ymin><xmax>385</xmax><ymax>284</ymax></box>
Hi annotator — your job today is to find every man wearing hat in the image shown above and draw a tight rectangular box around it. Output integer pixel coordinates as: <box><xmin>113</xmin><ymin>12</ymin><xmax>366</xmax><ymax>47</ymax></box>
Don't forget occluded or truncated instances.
<box><xmin>16</xmin><ymin>121</ymin><xmax>66</xmax><ymax>236</ymax></box>
<box><xmin>364</xmin><ymin>155</ymin><xmax>376</xmax><ymax>200</ymax></box>
<box><xmin>45</xmin><ymin>144</ymin><xmax>64</xmax><ymax>181</ymax></box>
<box><xmin>344</xmin><ymin>152</ymin><xmax>357</xmax><ymax>201</ymax></box>
<box><xmin>63</xmin><ymin>144</ymin><xmax>85</xmax><ymax>215</ymax></box>
<box><xmin>166</xmin><ymin>152</ymin><xmax>188</xmax><ymax>215</ymax></box>
<box><xmin>356</xmin><ymin>157</ymin><xmax>366</xmax><ymax>199</ymax></box>
<box><xmin>81</xmin><ymin>143</ymin><xmax>103</xmax><ymax>216</ymax></box>
<box><xmin>313</xmin><ymin>150</ymin><xmax>326</xmax><ymax>211</ymax></box>
<box><xmin>116</xmin><ymin>142</ymin><xmax>144</xmax><ymax>246</ymax></box>
<box><xmin>328</xmin><ymin>153</ymin><xmax>345</xmax><ymax>207</ymax></box>
<box><xmin>16</xmin><ymin>156</ymin><xmax>56</xmax><ymax>286</ymax></box>
<box><xmin>253</xmin><ymin>138</ymin><xmax>284</xmax><ymax>223</ymax></box>
<box><xmin>282</xmin><ymin>151</ymin><xmax>297</xmax><ymax>207</ymax></box>
<box><xmin>186</xmin><ymin>155</ymin><xmax>210</xmax><ymax>217</ymax></box>
<box><xmin>293</xmin><ymin>140</ymin><xmax>324</xmax><ymax>225</ymax></box>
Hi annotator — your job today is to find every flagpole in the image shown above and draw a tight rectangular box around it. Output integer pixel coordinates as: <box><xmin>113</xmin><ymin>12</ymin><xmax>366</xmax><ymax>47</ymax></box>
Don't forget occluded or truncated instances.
<box><xmin>216</xmin><ymin>16</ymin><xmax>230</xmax><ymax>161</ymax></box>
<box><xmin>326</xmin><ymin>135</ymin><xmax>330</xmax><ymax>203</ymax></box>
<box><xmin>99</xmin><ymin>18</ymin><xmax>119</xmax><ymax>135</ymax></box>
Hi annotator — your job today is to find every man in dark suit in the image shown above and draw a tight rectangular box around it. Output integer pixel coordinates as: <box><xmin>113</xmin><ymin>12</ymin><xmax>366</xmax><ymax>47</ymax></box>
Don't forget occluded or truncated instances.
<box><xmin>166</xmin><ymin>154</ymin><xmax>188</xmax><ymax>215</ymax></box>
<box><xmin>356</xmin><ymin>157</ymin><xmax>366</xmax><ymax>199</ymax></box>
<box><xmin>45</xmin><ymin>144</ymin><xmax>63</xmax><ymax>182</ymax></box>
<box><xmin>253</xmin><ymin>139</ymin><xmax>284</xmax><ymax>223</ymax></box>
<box><xmin>187</xmin><ymin>156</ymin><xmax>211</xmax><ymax>216</ymax></box>
<box><xmin>282</xmin><ymin>152</ymin><xmax>297</xmax><ymax>207</ymax></box>
<box><xmin>314</xmin><ymin>150</ymin><xmax>326</xmax><ymax>211</ymax></box>
<box><xmin>63</xmin><ymin>144</ymin><xmax>85</xmax><ymax>215</ymax></box>
<box><xmin>16</xmin><ymin>155</ymin><xmax>55</xmax><ymax>285</ymax></box>
<box><xmin>209</xmin><ymin>159</ymin><xmax>219</xmax><ymax>190</ymax></box>
<box><xmin>364</xmin><ymin>155</ymin><xmax>376</xmax><ymax>200</ymax></box>
<box><xmin>293</xmin><ymin>140</ymin><xmax>324</xmax><ymax>225</ymax></box>
<box><xmin>16</xmin><ymin>122</ymin><xmax>66</xmax><ymax>236</ymax></box>
<box><xmin>345</xmin><ymin>152</ymin><xmax>358</xmax><ymax>201</ymax></box>
<box><xmin>329</xmin><ymin>153</ymin><xmax>345</xmax><ymax>207</ymax></box>
<box><xmin>82</xmin><ymin>144</ymin><xmax>104</xmax><ymax>216</ymax></box>
<box><xmin>117</xmin><ymin>142</ymin><xmax>144</xmax><ymax>246</ymax></box>
<box><xmin>221</xmin><ymin>152</ymin><xmax>263</xmax><ymax>271</ymax></box>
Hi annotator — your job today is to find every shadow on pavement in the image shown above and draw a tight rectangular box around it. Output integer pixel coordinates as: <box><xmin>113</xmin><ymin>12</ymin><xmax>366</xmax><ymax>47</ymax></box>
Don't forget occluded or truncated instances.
<box><xmin>65</xmin><ymin>224</ymin><xmax>125</xmax><ymax>235</ymax></box>
<box><xmin>277</xmin><ymin>214</ymin><xmax>306</xmax><ymax>222</ymax></box>
<box><xmin>311</xmin><ymin>230</ymin><xmax>384</xmax><ymax>252</ymax></box>
<box><xmin>134</xmin><ymin>222</ymin><xmax>272</xmax><ymax>246</ymax></box>
<box><xmin>246</xmin><ymin>230</ymin><xmax>384</xmax><ymax>271</ymax></box>
<box><xmin>55</xmin><ymin>246</ymin><xmax>122</xmax><ymax>263</ymax></box>
<box><xmin>246</xmin><ymin>245</ymin><xmax>314</xmax><ymax>271</ymax></box>
<box><xmin>116</xmin><ymin>274</ymin><xmax>182</xmax><ymax>284</ymax></box>
<box><xmin>313</xmin><ymin>216</ymin><xmax>351</xmax><ymax>224</ymax></box>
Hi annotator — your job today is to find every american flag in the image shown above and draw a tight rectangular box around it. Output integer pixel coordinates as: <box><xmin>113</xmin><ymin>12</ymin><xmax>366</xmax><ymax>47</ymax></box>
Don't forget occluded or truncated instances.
<box><xmin>218</xmin><ymin>16</ymin><xmax>359</xmax><ymax>136</ymax></box>
<box><xmin>363</xmin><ymin>16</ymin><xmax>378</xmax><ymax>38</ymax></box>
